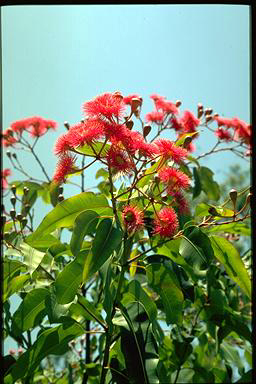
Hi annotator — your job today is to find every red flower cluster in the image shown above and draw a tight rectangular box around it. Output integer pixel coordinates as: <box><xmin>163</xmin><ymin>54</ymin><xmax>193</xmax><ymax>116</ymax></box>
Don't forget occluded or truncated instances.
<box><xmin>2</xmin><ymin>116</ymin><xmax>57</xmax><ymax>147</ymax></box>
<box><xmin>213</xmin><ymin>116</ymin><xmax>251</xmax><ymax>147</ymax></box>
<box><xmin>53</xmin><ymin>154</ymin><xmax>77</xmax><ymax>183</ymax></box>
<box><xmin>145</xmin><ymin>111</ymin><xmax>165</xmax><ymax>124</ymax></box>
<box><xmin>122</xmin><ymin>205</ymin><xmax>144</xmax><ymax>234</ymax></box>
<box><xmin>153</xmin><ymin>207</ymin><xmax>179</xmax><ymax>238</ymax></box>
<box><xmin>154</xmin><ymin>139</ymin><xmax>188</xmax><ymax>163</ymax></box>
<box><xmin>158</xmin><ymin>166</ymin><xmax>191</xmax><ymax>193</ymax></box>
<box><xmin>82</xmin><ymin>92</ymin><xmax>126</xmax><ymax>121</ymax></box>
<box><xmin>1</xmin><ymin>168</ymin><xmax>12</xmax><ymax>189</ymax></box>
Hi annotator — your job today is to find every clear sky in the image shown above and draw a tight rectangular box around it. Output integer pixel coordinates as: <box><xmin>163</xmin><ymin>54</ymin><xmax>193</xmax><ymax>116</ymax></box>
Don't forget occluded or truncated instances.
<box><xmin>2</xmin><ymin>4</ymin><xmax>250</xmax><ymax>357</ymax></box>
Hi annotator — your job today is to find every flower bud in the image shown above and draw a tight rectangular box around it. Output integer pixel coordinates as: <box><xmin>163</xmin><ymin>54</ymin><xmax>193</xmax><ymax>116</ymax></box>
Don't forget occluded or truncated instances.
<box><xmin>17</xmin><ymin>213</ymin><xmax>23</xmax><ymax>222</ymax></box>
<box><xmin>21</xmin><ymin>217</ymin><xmax>28</xmax><ymax>229</ymax></box>
<box><xmin>10</xmin><ymin>196</ymin><xmax>16</xmax><ymax>207</ymax></box>
<box><xmin>204</xmin><ymin>108</ymin><xmax>211</xmax><ymax>115</ymax></box>
<box><xmin>12</xmin><ymin>153</ymin><xmax>17</xmax><ymax>159</ymax></box>
<box><xmin>11</xmin><ymin>185</ymin><xmax>17</xmax><ymax>195</ymax></box>
<box><xmin>214</xmin><ymin>113</ymin><xmax>219</xmax><ymax>117</ymax></box>
<box><xmin>143</xmin><ymin>125</ymin><xmax>151</xmax><ymax>138</ymax></box>
<box><xmin>10</xmin><ymin>209</ymin><xmax>16</xmax><ymax>220</ymax></box>
<box><xmin>113</xmin><ymin>91</ymin><xmax>123</xmax><ymax>101</ymax></box>
<box><xmin>58</xmin><ymin>194</ymin><xmax>64</xmax><ymax>202</ymax></box>
<box><xmin>58</xmin><ymin>186</ymin><xmax>64</xmax><ymax>194</ymax></box>
<box><xmin>131</xmin><ymin>98</ymin><xmax>141</xmax><ymax>113</ymax></box>
<box><xmin>64</xmin><ymin>121</ymin><xmax>70</xmax><ymax>130</ymax></box>
<box><xmin>205</xmin><ymin>115</ymin><xmax>213</xmax><ymax>123</ymax></box>
<box><xmin>175</xmin><ymin>100</ymin><xmax>182</xmax><ymax>107</ymax></box>
<box><xmin>126</xmin><ymin>120</ymin><xmax>134</xmax><ymax>130</ymax></box>
<box><xmin>6</xmin><ymin>151</ymin><xmax>12</xmax><ymax>158</ymax></box>
<box><xmin>229</xmin><ymin>189</ymin><xmax>237</xmax><ymax>207</ymax></box>
<box><xmin>23</xmin><ymin>187</ymin><xmax>29</xmax><ymax>195</ymax></box>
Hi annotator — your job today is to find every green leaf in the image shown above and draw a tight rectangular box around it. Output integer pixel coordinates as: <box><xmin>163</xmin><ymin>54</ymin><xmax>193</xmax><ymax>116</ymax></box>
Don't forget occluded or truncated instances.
<box><xmin>3</xmin><ymin>274</ymin><xmax>30</xmax><ymax>302</ymax></box>
<box><xmin>235</xmin><ymin>370</ymin><xmax>252</xmax><ymax>383</ymax></box>
<box><xmin>5</xmin><ymin>320</ymin><xmax>84</xmax><ymax>383</ymax></box>
<box><xmin>210</xmin><ymin>236</ymin><xmax>251</xmax><ymax>298</ymax></box>
<box><xmin>45</xmin><ymin>288</ymin><xmax>72</xmax><ymax>323</ymax></box>
<box><xmin>76</xmin><ymin>141</ymin><xmax>110</xmax><ymax>157</ymax></box>
<box><xmin>69</xmin><ymin>294</ymin><xmax>105</xmax><ymax>327</ymax></box>
<box><xmin>146</xmin><ymin>263</ymin><xmax>183</xmax><ymax>325</ymax></box>
<box><xmin>83</xmin><ymin>219</ymin><xmax>122</xmax><ymax>282</ymax></box>
<box><xmin>19</xmin><ymin>242</ymin><xmax>46</xmax><ymax>273</ymax></box>
<box><xmin>70</xmin><ymin>210</ymin><xmax>99</xmax><ymax>256</ymax></box>
<box><xmin>3</xmin><ymin>259</ymin><xmax>27</xmax><ymax>281</ymax></box>
<box><xmin>95</xmin><ymin>168</ymin><xmax>109</xmax><ymax>180</ymax></box>
<box><xmin>54</xmin><ymin>252</ymin><xmax>86</xmax><ymax>304</ymax></box>
<box><xmin>192</xmin><ymin>167</ymin><xmax>202</xmax><ymax>199</ymax></box>
<box><xmin>195</xmin><ymin>203</ymin><xmax>234</xmax><ymax>218</ymax></box>
<box><xmin>11</xmin><ymin>288</ymin><xmax>49</xmax><ymax>335</ymax></box>
<box><xmin>122</xmin><ymin>280</ymin><xmax>158</xmax><ymax>324</ymax></box>
<box><xmin>199</xmin><ymin>166</ymin><xmax>220</xmax><ymax>201</ymax></box>
<box><xmin>25</xmin><ymin>234</ymin><xmax>61</xmax><ymax>251</ymax></box>
<box><xmin>27</xmin><ymin>192</ymin><xmax>111</xmax><ymax>241</ymax></box>
<box><xmin>204</xmin><ymin>222</ymin><xmax>250</xmax><ymax>236</ymax></box>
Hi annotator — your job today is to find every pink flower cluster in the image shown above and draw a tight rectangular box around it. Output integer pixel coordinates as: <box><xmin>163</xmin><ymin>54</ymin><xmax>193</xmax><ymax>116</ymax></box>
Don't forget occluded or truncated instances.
<box><xmin>53</xmin><ymin>91</ymin><xmax>189</xmax><ymax>183</ymax></box>
<box><xmin>2</xmin><ymin>116</ymin><xmax>57</xmax><ymax>147</ymax></box>
<box><xmin>2</xmin><ymin>168</ymin><xmax>12</xmax><ymax>189</ymax></box>
<box><xmin>213</xmin><ymin>116</ymin><xmax>251</xmax><ymax>155</ymax></box>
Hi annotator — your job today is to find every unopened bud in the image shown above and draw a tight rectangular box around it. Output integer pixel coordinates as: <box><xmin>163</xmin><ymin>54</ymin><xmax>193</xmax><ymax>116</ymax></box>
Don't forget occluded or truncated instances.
<box><xmin>11</xmin><ymin>185</ymin><xmax>17</xmax><ymax>195</ymax></box>
<box><xmin>16</xmin><ymin>213</ymin><xmax>23</xmax><ymax>222</ymax></box>
<box><xmin>21</xmin><ymin>218</ymin><xmax>28</xmax><ymax>229</ymax></box>
<box><xmin>126</xmin><ymin>120</ymin><xmax>134</xmax><ymax>130</ymax></box>
<box><xmin>214</xmin><ymin>113</ymin><xmax>219</xmax><ymax>117</ymax></box>
<box><xmin>204</xmin><ymin>108</ymin><xmax>211</xmax><ymax>115</ymax></box>
<box><xmin>23</xmin><ymin>187</ymin><xmax>29</xmax><ymax>195</ymax></box>
<box><xmin>80</xmin><ymin>119</ymin><xmax>85</xmax><ymax>124</ymax></box>
<box><xmin>6</xmin><ymin>151</ymin><xmax>12</xmax><ymax>158</ymax></box>
<box><xmin>58</xmin><ymin>186</ymin><xmax>64</xmax><ymax>194</ymax></box>
<box><xmin>12</xmin><ymin>153</ymin><xmax>17</xmax><ymax>159</ymax></box>
<box><xmin>10</xmin><ymin>209</ymin><xmax>16</xmax><ymax>220</ymax></box>
<box><xmin>10</xmin><ymin>196</ymin><xmax>16</xmax><ymax>207</ymax></box>
<box><xmin>131</xmin><ymin>98</ymin><xmax>141</xmax><ymax>113</ymax></box>
<box><xmin>229</xmin><ymin>189</ymin><xmax>237</xmax><ymax>206</ymax></box>
<box><xmin>175</xmin><ymin>100</ymin><xmax>182</xmax><ymax>107</ymax></box>
<box><xmin>58</xmin><ymin>194</ymin><xmax>64</xmax><ymax>202</ymax></box>
<box><xmin>143</xmin><ymin>125</ymin><xmax>151</xmax><ymax>138</ymax></box>
<box><xmin>205</xmin><ymin>115</ymin><xmax>213</xmax><ymax>123</ymax></box>
<box><xmin>113</xmin><ymin>91</ymin><xmax>123</xmax><ymax>101</ymax></box>
<box><xmin>64</xmin><ymin>121</ymin><xmax>70</xmax><ymax>130</ymax></box>
<box><xmin>197</xmin><ymin>103</ymin><xmax>203</xmax><ymax>110</ymax></box>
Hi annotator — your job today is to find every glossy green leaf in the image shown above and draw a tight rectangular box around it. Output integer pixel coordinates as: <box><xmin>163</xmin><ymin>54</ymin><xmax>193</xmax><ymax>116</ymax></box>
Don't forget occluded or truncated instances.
<box><xmin>3</xmin><ymin>274</ymin><xmax>30</xmax><ymax>302</ymax></box>
<box><xmin>199</xmin><ymin>166</ymin><xmax>220</xmax><ymax>201</ymax></box>
<box><xmin>146</xmin><ymin>263</ymin><xmax>183</xmax><ymax>325</ymax></box>
<box><xmin>5</xmin><ymin>320</ymin><xmax>84</xmax><ymax>383</ymax></box>
<box><xmin>204</xmin><ymin>222</ymin><xmax>250</xmax><ymax>236</ymax></box>
<box><xmin>45</xmin><ymin>288</ymin><xmax>72</xmax><ymax>323</ymax></box>
<box><xmin>195</xmin><ymin>202</ymin><xmax>234</xmax><ymax>217</ymax></box>
<box><xmin>69</xmin><ymin>294</ymin><xmax>106</xmax><ymax>327</ymax></box>
<box><xmin>70</xmin><ymin>210</ymin><xmax>99</xmax><ymax>256</ymax></box>
<box><xmin>192</xmin><ymin>167</ymin><xmax>202</xmax><ymax>199</ymax></box>
<box><xmin>11</xmin><ymin>288</ymin><xmax>49</xmax><ymax>335</ymax></box>
<box><xmin>210</xmin><ymin>236</ymin><xmax>251</xmax><ymax>298</ymax></box>
<box><xmin>76</xmin><ymin>141</ymin><xmax>110</xmax><ymax>157</ymax></box>
<box><xmin>54</xmin><ymin>252</ymin><xmax>86</xmax><ymax>304</ymax></box>
<box><xmin>27</xmin><ymin>192</ymin><xmax>111</xmax><ymax>241</ymax></box>
<box><xmin>122</xmin><ymin>280</ymin><xmax>158</xmax><ymax>324</ymax></box>
<box><xmin>83</xmin><ymin>218</ymin><xmax>122</xmax><ymax>282</ymax></box>
<box><xmin>25</xmin><ymin>234</ymin><xmax>61</xmax><ymax>251</ymax></box>
<box><xmin>19</xmin><ymin>242</ymin><xmax>46</xmax><ymax>273</ymax></box>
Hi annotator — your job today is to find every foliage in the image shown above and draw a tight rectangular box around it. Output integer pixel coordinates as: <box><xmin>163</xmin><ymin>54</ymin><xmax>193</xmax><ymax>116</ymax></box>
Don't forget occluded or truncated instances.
<box><xmin>2</xmin><ymin>92</ymin><xmax>251</xmax><ymax>383</ymax></box>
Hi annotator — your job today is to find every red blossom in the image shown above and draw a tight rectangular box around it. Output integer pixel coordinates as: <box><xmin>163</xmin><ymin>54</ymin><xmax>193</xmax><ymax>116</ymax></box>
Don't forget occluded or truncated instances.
<box><xmin>150</xmin><ymin>94</ymin><xmax>166</xmax><ymax>102</ymax></box>
<box><xmin>180</xmin><ymin>110</ymin><xmax>200</xmax><ymax>133</ymax></box>
<box><xmin>232</xmin><ymin>118</ymin><xmax>251</xmax><ymax>144</ymax></box>
<box><xmin>123</xmin><ymin>94</ymin><xmax>141</xmax><ymax>105</ymax></box>
<box><xmin>1</xmin><ymin>130</ymin><xmax>18</xmax><ymax>147</ymax></box>
<box><xmin>1</xmin><ymin>168</ymin><xmax>12</xmax><ymax>189</ymax></box>
<box><xmin>186</xmin><ymin>141</ymin><xmax>196</xmax><ymax>153</ymax></box>
<box><xmin>11</xmin><ymin>118</ymin><xmax>30</xmax><ymax>133</ymax></box>
<box><xmin>124</xmin><ymin>131</ymin><xmax>158</xmax><ymax>158</ymax></box>
<box><xmin>170</xmin><ymin>117</ymin><xmax>184</xmax><ymax>132</ymax></box>
<box><xmin>154</xmin><ymin>139</ymin><xmax>188</xmax><ymax>163</ymax></box>
<box><xmin>67</xmin><ymin>119</ymin><xmax>105</xmax><ymax>148</ymax></box>
<box><xmin>145</xmin><ymin>111</ymin><xmax>165</xmax><ymax>124</ymax></box>
<box><xmin>107</xmin><ymin>146</ymin><xmax>135</xmax><ymax>174</ymax></box>
<box><xmin>53</xmin><ymin>154</ymin><xmax>76</xmax><ymax>183</ymax></box>
<box><xmin>213</xmin><ymin>116</ymin><xmax>235</xmax><ymax>128</ymax></box>
<box><xmin>155</xmin><ymin>99</ymin><xmax>179</xmax><ymax>115</ymax></box>
<box><xmin>215</xmin><ymin>128</ymin><xmax>233</xmax><ymax>142</ymax></box>
<box><xmin>122</xmin><ymin>205</ymin><xmax>144</xmax><ymax>233</ymax></box>
<box><xmin>82</xmin><ymin>92</ymin><xmax>126</xmax><ymax>121</ymax></box>
<box><xmin>170</xmin><ymin>191</ymin><xmax>190</xmax><ymax>214</ymax></box>
<box><xmin>158</xmin><ymin>167</ymin><xmax>191</xmax><ymax>191</ymax></box>
<box><xmin>153</xmin><ymin>206</ymin><xmax>179</xmax><ymax>238</ymax></box>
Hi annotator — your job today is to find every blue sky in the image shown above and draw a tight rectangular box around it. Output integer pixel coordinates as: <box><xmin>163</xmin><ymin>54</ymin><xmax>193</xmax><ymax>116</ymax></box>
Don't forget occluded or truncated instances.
<box><xmin>2</xmin><ymin>5</ymin><xmax>250</xmax><ymax>356</ymax></box>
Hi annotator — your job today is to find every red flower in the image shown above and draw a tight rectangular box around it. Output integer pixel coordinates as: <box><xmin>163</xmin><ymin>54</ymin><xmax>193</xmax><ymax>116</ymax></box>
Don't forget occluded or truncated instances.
<box><xmin>1</xmin><ymin>130</ymin><xmax>18</xmax><ymax>147</ymax></box>
<box><xmin>124</xmin><ymin>131</ymin><xmax>158</xmax><ymax>158</ymax></box>
<box><xmin>122</xmin><ymin>205</ymin><xmax>144</xmax><ymax>233</ymax></box>
<box><xmin>11</xmin><ymin>118</ymin><xmax>30</xmax><ymax>133</ymax></box>
<box><xmin>170</xmin><ymin>191</ymin><xmax>190</xmax><ymax>214</ymax></box>
<box><xmin>232</xmin><ymin>118</ymin><xmax>251</xmax><ymax>144</ymax></box>
<box><xmin>1</xmin><ymin>168</ymin><xmax>12</xmax><ymax>189</ymax></box>
<box><xmin>82</xmin><ymin>92</ymin><xmax>126</xmax><ymax>121</ymax></box>
<box><xmin>170</xmin><ymin>117</ymin><xmax>184</xmax><ymax>132</ymax></box>
<box><xmin>153</xmin><ymin>206</ymin><xmax>179</xmax><ymax>238</ymax></box>
<box><xmin>154</xmin><ymin>139</ymin><xmax>188</xmax><ymax>163</ymax></box>
<box><xmin>145</xmin><ymin>111</ymin><xmax>165</xmax><ymax>124</ymax></box>
<box><xmin>180</xmin><ymin>110</ymin><xmax>200</xmax><ymax>133</ymax></box>
<box><xmin>68</xmin><ymin>119</ymin><xmax>105</xmax><ymax>148</ymax></box>
<box><xmin>155</xmin><ymin>99</ymin><xmax>179</xmax><ymax>115</ymax></box>
<box><xmin>107</xmin><ymin>146</ymin><xmax>135</xmax><ymax>174</ymax></box>
<box><xmin>186</xmin><ymin>141</ymin><xmax>196</xmax><ymax>153</ymax></box>
<box><xmin>158</xmin><ymin>167</ymin><xmax>191</xmax><ymax>191</ymax></box>
<box><xmin>150</xmin><ymin>94</ymin><xmax>166</xmax><ymax>102</ymax></box>
<box><xmin>54</xmin><ymin>133</ymin><xmax>72</xmax><ymax>155</ymax></box>
<box><xmin>123</xmin><ymin>94</ymin><xmax>141</xmax><ymax>105</ymax></box>
<box><xmin>53</xmin><ymin>154</ymin><xmax>76</xmax><ymax>183</ymax></box>
<box><xmin>215</xmin><ymin>128</ymin><xmax>232</xmax><ymax>142</ymax></box>
<box><xmin>213</xmin><ymin>116</ymin><xmax>234</xmax><ymax>128</ymax></box>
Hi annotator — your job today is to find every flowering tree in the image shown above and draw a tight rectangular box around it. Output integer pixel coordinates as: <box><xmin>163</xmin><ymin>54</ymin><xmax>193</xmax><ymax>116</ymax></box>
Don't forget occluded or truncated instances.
<box><xmin>2</xmin><ymin>92</ymin><xmax>252</xmax><ymax>384</ymax></box>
